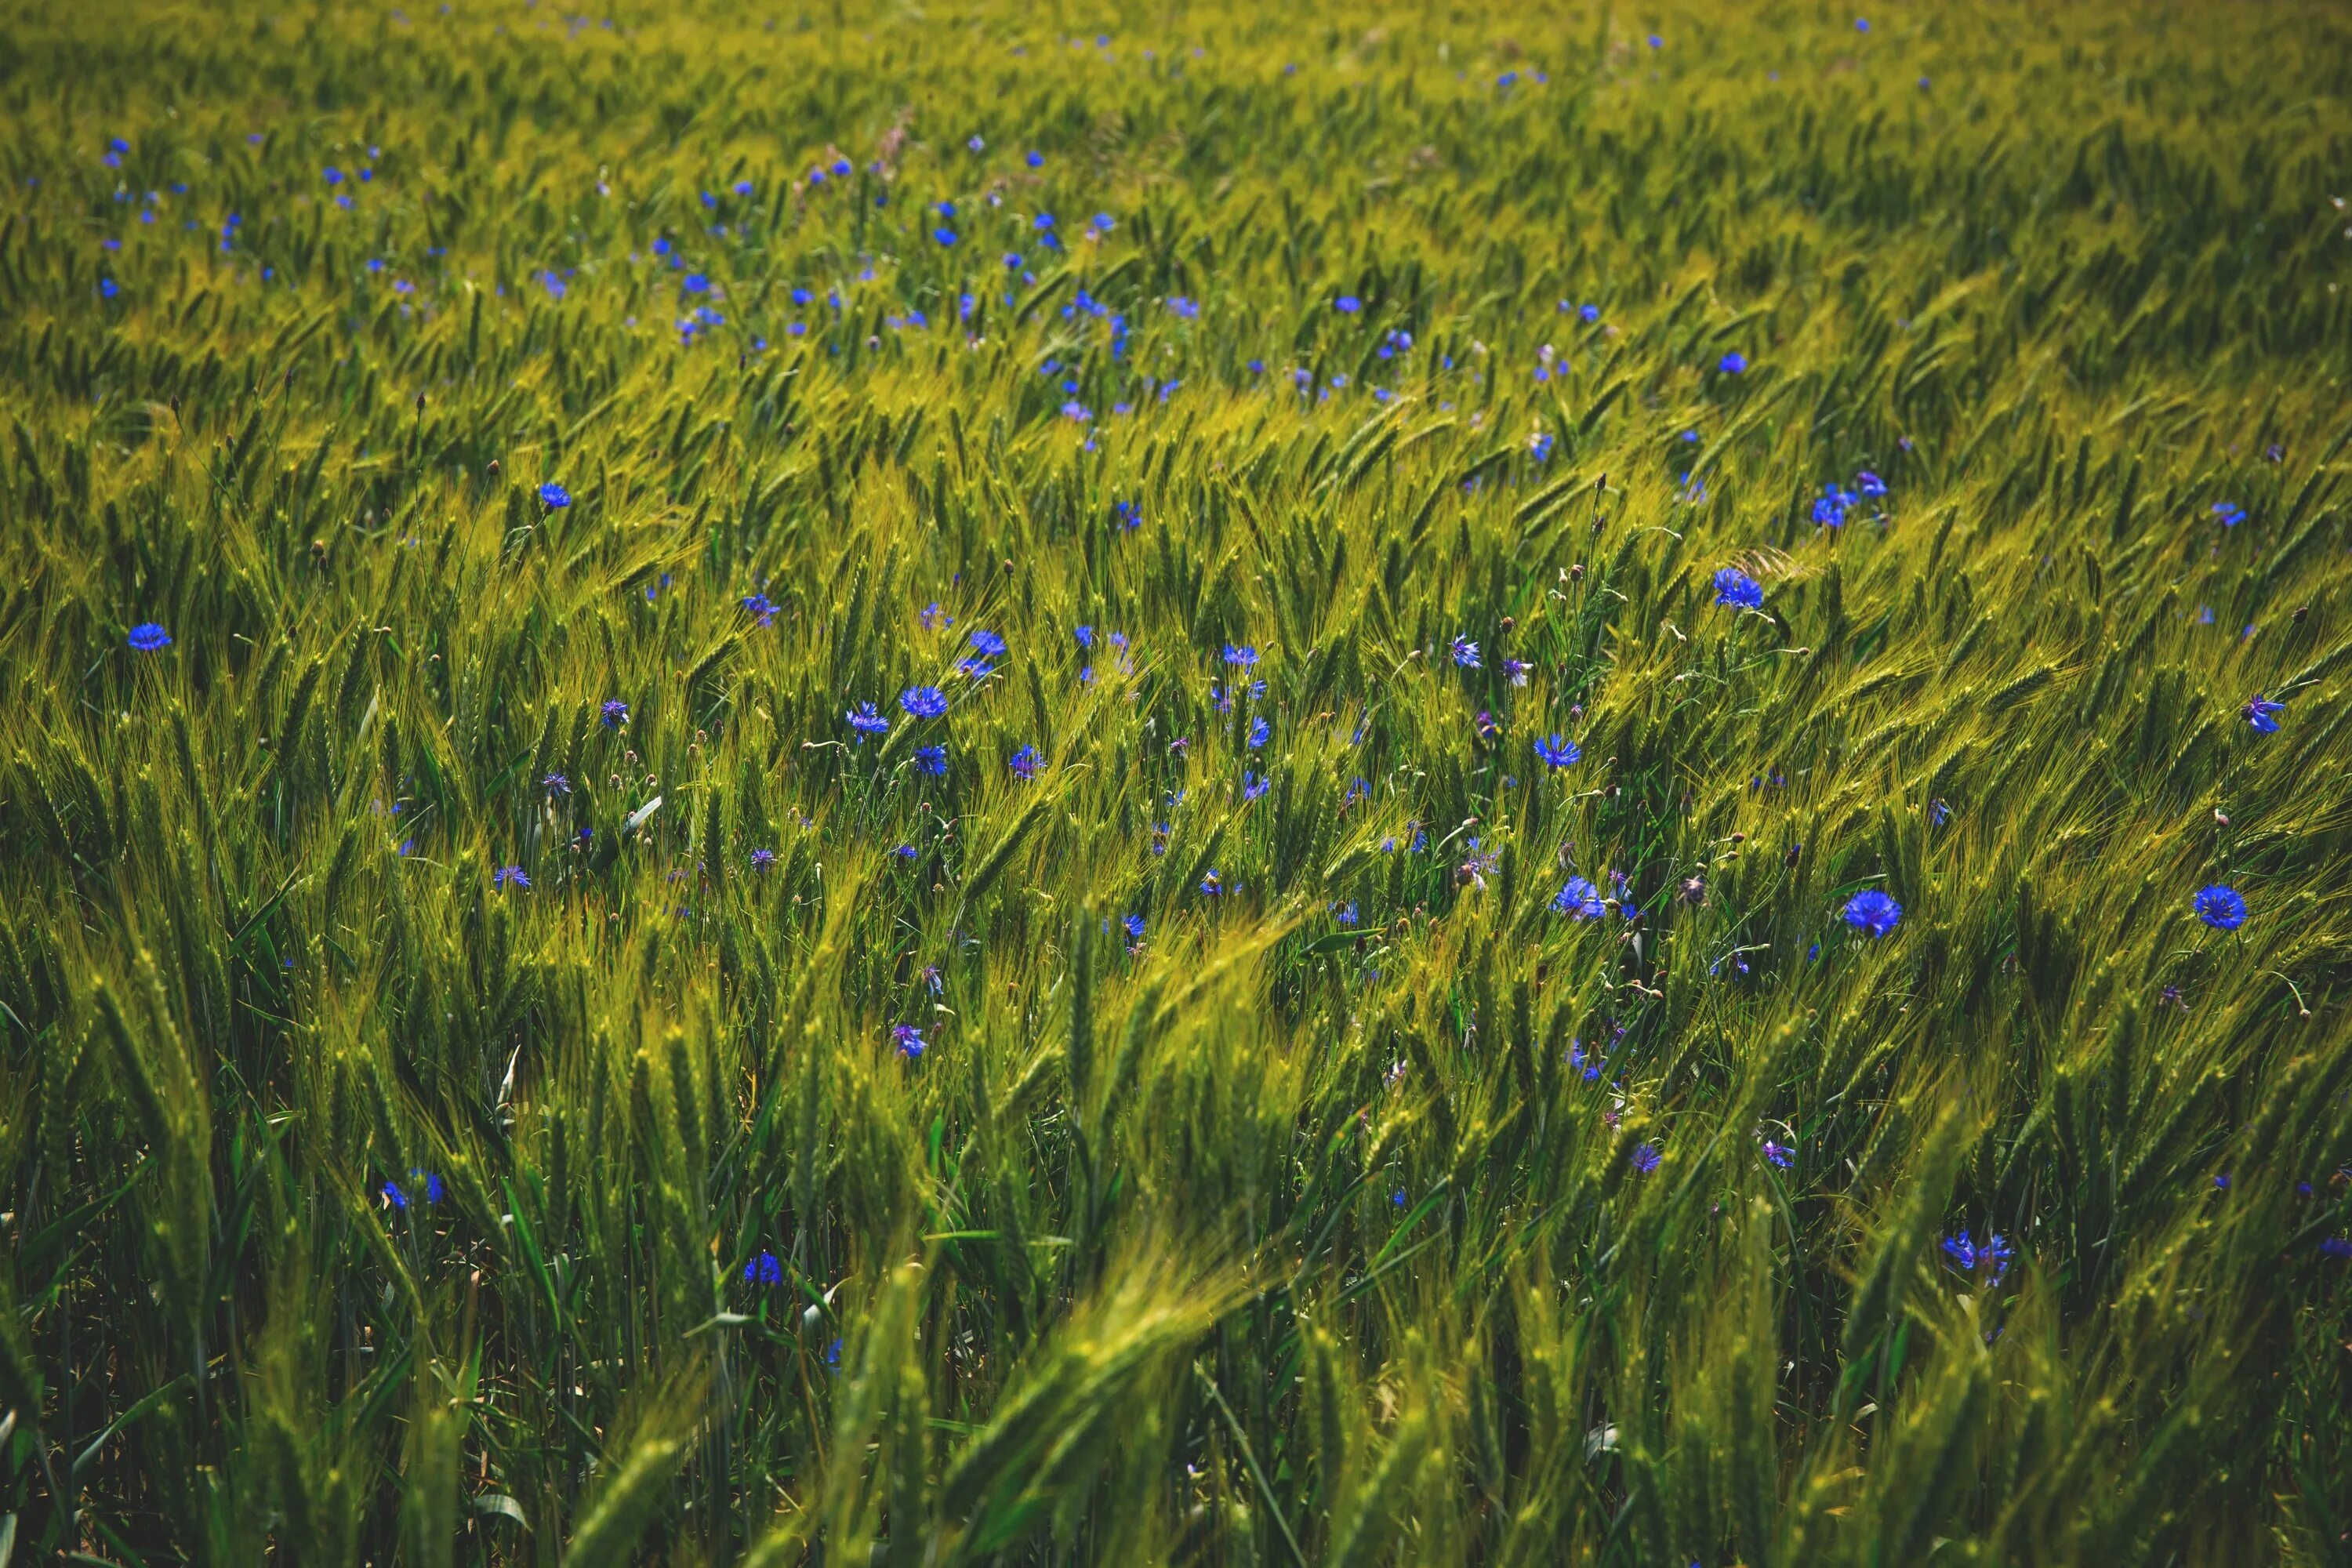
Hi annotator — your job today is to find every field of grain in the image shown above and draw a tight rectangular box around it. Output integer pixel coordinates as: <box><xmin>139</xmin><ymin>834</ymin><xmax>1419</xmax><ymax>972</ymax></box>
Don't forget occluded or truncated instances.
<box><xmin>2</xmin><ymin>1</ymin><xmax>2350</xmax><ymax>1562</ymax></box>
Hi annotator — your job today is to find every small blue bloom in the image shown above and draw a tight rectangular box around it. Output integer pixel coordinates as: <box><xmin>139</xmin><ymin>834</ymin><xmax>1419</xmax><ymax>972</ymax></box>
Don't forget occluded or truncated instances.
<box><xmin>539</xmin><ymin>482</ymin><xmax>572</xmax><ymax>508</ymax></box>
<box><xmin>900</xmin><ymin>686</ymin><xmax>949</xmax><ymax>719</ymax></box>
<box><xmin>1553</xmin><ymin>877</ymin><xmax>1603</xmax><ymax>920</ymax></box>
<box><xmin>1450</xmin><ymin>636</ymin><xmax>1480</xmax><ymax>669</ymax></box>
<box><xmin>913</xmin><ymin>744</ymin><xmax>948</xmax><ymax>775</ymax></box>
<box><xmin>493</xmin><ymin>865</ymin><xmax>531</xmax><ymax>890</ymax></box>
<box><xmin>969</xmin><ymin>629</ymin><xmax>1007</xmax><ymax>658</ymax></box>
<box><xmin>1718</xmin><ymin>351</ymin><xmax>1748</xmax><ymax>374</ymax></box>
<box><xmin>1940</xmin><ymin>1232</ymin><xmax>2014</xmax><ymax>1283</ymax></box>
<box><xmin>601</xmin><ymin>699</ymin><xmax>630</xmax><ymax>728</ymax></box>
<box><xmin>1534</xmin><ymin>735</ymin><xmax>1581</xmax><ymax>768</ymax></box>
<box><xmin>743</xmin><ymin>1249</ymin><xmax>782</xmax><ymax>1283</ymax></box>
<box><xmin>127</xmin><ymin>622</ymin><xmax>172</xmax><ymax>652</ymax></box>
<box><xmin>1247</xmin><ymin>717</ymin><xmax>1270</xmax><ymax>749</ymax></box>
<box><xmin>1121</xmin><ymin>913</ymin><xmax>1145</xmax><ymax>941</ymax></box>
<box><xmin>2244</xmin><ymin>695</ymin><xmax>2284</xmax><ymax>734</ymax></box>
<box><xmin>1762</xmin><ymin>1140</ymin><xmax>1794</xmax><ymax>1169</ymax></box>
<box><xmin>891</xmin><ymin>1024</ymin><xmax>925</xmax><ymax>1059</ymax></box>
<box><xmin>1240</xmin><ymin>771</ymin><xmax>1270</xmax><ymax>801</ymax></box>
<box><xmin>1629</xmin><ymin>1143</ymin><xmax>1662</xmax><ymax>1174</ymax></box>
<box><xmin>2193</xmin><ymin>884</ymin><xmax>2246</xmax><ymax>931</ymax></box>
<box><xmin>1222</xmin><ymin>644</ymin><xmax>1258</xmax><ymax>666</ymax></box>
<box><xmin>1009</xmin><ymin>744</ymin><xmax>1040</xmax><ymax>779</ymax></box>
<box><xmin>1712</xmin><ymin>568</ymin><xmax>1764</xmax><ymax>609</ymax></box>
<box><xmin>847</xmin><ymin>702</ymin><xmax>890</xmax><ymax>739</ymax></box>
<box><xmin>2212</xmin><ymin>501</ymin><xmax>2246</xmax><ymax>528</ymax></box>
<box><xmin>1843</xmin><ymin>889</ymin><xmax>1901</xmax><ymax>937</ymax></box>
<box><xmin>1334</xmin><ymin>295</ymin><xmax>1361</xmax><ymax>314</ymax></box>
<box><xmin>1199</xmin><ymin>868</ymin><xmax>1223</xmax><ymax>896</ymax></box>
<box><xmin>750</xmin><ymin>848</ymin><xmax>775</xmax><ymax>871</ymax></box>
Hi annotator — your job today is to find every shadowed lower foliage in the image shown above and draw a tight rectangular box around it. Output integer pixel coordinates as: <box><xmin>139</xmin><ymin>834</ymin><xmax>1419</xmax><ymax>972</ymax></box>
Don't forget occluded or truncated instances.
<box><xmin>1</xmin><ymin>0</ymin><xmax>2350</xmax><ymax>1562</ymax></box>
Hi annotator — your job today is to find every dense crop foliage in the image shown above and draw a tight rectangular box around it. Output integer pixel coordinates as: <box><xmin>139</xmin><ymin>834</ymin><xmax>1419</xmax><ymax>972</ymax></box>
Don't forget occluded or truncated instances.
<box><xmin>3</xmin><ymin>0</ymin><xmax>2352</xmax><ymax>1561</ymax></box>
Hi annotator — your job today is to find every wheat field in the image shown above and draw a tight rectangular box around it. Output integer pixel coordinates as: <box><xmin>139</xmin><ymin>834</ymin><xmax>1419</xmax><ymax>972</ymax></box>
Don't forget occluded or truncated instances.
<box><xmin>1</xmin><ymin>0</ymin><xmax>2349</xmax><ymax>1563</ymax></box>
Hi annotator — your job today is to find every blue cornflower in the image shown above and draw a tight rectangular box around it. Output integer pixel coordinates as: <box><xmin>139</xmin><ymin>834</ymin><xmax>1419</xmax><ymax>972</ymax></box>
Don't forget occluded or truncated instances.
<box><xmin>1553</xmin><ymin>877</ymin><xmax>1604</xmax><ymax>920</ymax></box>
<box><xmin>539</xmin><ymin>481</ymin><xmax>572</xmax><ymax>507</ymax></box>
<box><xmin>1450</xmin><ymin>636</ymin><xmax>1481</xmax><ymax>669</ymax></box>
<box><xmin>1713</xmin><ymin>568</ymin><xmax>1764</xmax><ymax>609</ymax></box>
<box><xmin>1073</xmin><ymin>625</ymin><xmax>1094</xmax><ymax>648</ymax></box>
<box><xmin>2244</xmin><ymin>695</ymin><xmax>2284</xmax><ymax>734</ymax></box>
<box><xmin>543</xmin><ymin>772</ymin><xmax>572</xmax><ymax>795</ymax></box>
<box><xmin>1241</xmin><ymin>771</ymin><xmax>1270</xmax><ymax>801</ymax></box>
<box><xmin>1009</xmin><ymin>744</ymin><xmax>1040</xmax><ymax>779</ymax></box>
<box><xmin>383</xmin><ymin>1180</ymin><xmax>408</xmax><ymax>1209</ymax></box>
<box><xmin>967</xmin><ymin>134</ymin><xmax>985</xmax><ymax>152</ymax></box>
<box><xmin>1334</xmin><ymin>295</ymin><xmax>1362</xmax><ymax>314</ymax></box>
<box><xmin>1940</xmin><ymin>1232</ymin><xmax>2014</xmax><ymax>1284</ymax></box>
<box><xmin>847</xmin><ymin>702</ymin><xmax>890</xmax><ymax>739</ymax></box>
<box><xmin>1856</xmin><ymin>470</ymin><xmax>1888</xmax><ymax>498</ymax></box>
<box><xmin>740</xmin><ymin>592</ymin><xmax>779</xmax><ymax>626</ymax></box>
<box><xmin>750</xmin><ymin>848</ymin><xmax>775</xmax><ymax>871</ymax></box>
<box><xmin>324</xmin><ymin>166</ymin><xmax>344</xmax><ymax>184</ymax></box>
<box><xmin>493</xmin><ymin>865</ymin><xmax>531</xmax><ymax>890</ymax></box>
<box><xmin>932</xmin><ymin>227</ymin><xmax>957</xmax><ymax>246</ymax></box>
<box><xmin>2212</xmin><ymin>501</ymin><xmax>2246</xmax><ymax>528</ymax></box>
<box><xmin>1223</xmin><ymin>644</ymin><xmax>1258</xmax><ymax>667</ymax></box>
<box><xmin>416</xmin><ymin>1171</ymin><xmax>445</xmax><ymax>1204</ymax></box>
<box><xmin>1718</xmin><ymin>351</ymin><xmax>1748</xmax><ymax>374</ymax></box>
<box><xmin>743</xmin><ymin>1250</ymin><xmax>782</xmax><ymax>1283</ymax></box>
<box><xmin>1247</xmin><ymin>717</ymin><xmax>1270</xmax><ymax>749</ymax></box>
<box><xmin>1929</xmin><ymin>798</ymin><xmax>1951</xmax><ymax>827</ymax></box>
<box><xmin>900</xmin><ymin>686</ymin><xmax>949</xmax><ymax>719</ymax></box>
<box><xmin>99</xmin><ymin>278</ymin><xmax>121</xmax><ymax>299</ymax></box>
<box><xmin>1580</xmin><ymin>303</ymin><xmax>1600</xmax><ymax>323</ymax></box>
<box><xmin>913</xmin><ymin>744</ymin><xmax>948</xmax><ymax>775</ymax></box>
<box><xmin>2193</xmin><ymin>884</ymin><xmax>2247</xmax><ymax>931</ymax></box>
<box><xmin>1121</xmin><ymin>913</ymin><xmax>1145</xmax><ymax>941</ymax></box>
<box><xmin>1843</xmin><ymin>889</ymin><xmax>1901</xmax><ymax>937</ymax></box>
<box><xmin>1199</xmin><ymin>868</ymin><xmax>1223</xmax><ymax>895</ymax></box>
<box><xmin>891</xmin><ymin>1024</ymin><xmax>925</xmax><ymax>1059</ymax></box>
<box><xmin>1113</xmin><ymin>499</ymin><xmax>1142</xmax><ymax>530</ymax></box>
<box><xmin>1762</xmin><ymin>1140</ymin><xmax>1794</xmax><ymax>1169</ymax></box>
<box><xmin>127</xmin><ymin>622</ymin><xmax>172</xmax><ymax>652</ymax></box>
<box><xmin>1534</xmin><ymin>735</ymin><xmax>1581</xmax><ymax>768</ymax></box>
<box><xmin>1026</xmin><ymin>150</ymin><xmax>1044</xmax><ymax>167</ymax></box>
<box><xmin>601</xmin><ymin>699</ymin><xmax>630</xmax><ymax>728</ymax></box>
<box><xmin>969</xmin><ymin>629</ymin><xmax>1007</xmax><ymax>658</ymax></box>
<box><xmin>1629</xmin><ymin>1143</ymin><xmax>1662</xmax><ymax>1174</ymax></box>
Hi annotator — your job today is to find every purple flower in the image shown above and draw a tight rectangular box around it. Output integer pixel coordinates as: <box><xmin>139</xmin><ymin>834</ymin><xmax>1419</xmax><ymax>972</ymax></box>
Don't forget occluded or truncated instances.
<box><xmin>743</xmin><ymin>1250</ymin><xmax>782</xmax><ymax>1283</ymax></box>
<box><xmin>1762</xmin><ymin>1140</ymin><xmax>1794</xmax><ymax>1169</ymax></box>
<box><xmin>1247</xmin><ymin>717</ymin><xmax>1270</xmax><ymax>749</ymax></box>
<box><xmin>913</xmin><ymin>744</ymin><xmax>948</xmax><ymax>775</ymax></box>
<box><xmin>1843</xmin><ymin>889</ymin><xmax>1901</xmax><ymax>937</ymax></box>
<box><xmin>1450</xmin><ymin>635</ymin><xmax>1481</xmax><ymax>669</ymax></box>
<box><xmin>1121</xmin><ymin>913</ymin><xmax>1145</xmax><ymax>941</ymax></box>
<box><xmin>1199</xmin><ymin>868</ymin><xmax>1223</xmax><ymax>896</ymax></box>
<box><xmin>601</xmin><ymin>699</ymin><xmax>630</xmax><ymax>728</ymax></box>
<box><xmin>1240</xmin><ymin>771</ymin><xmax>1270</xmax><ymax>801</ymax></box>
<box><xmin>126</xmin><ymin>622</ymin><xmax>172</xmax><ymax>652</ymax></box>
<box><xmin>969</xmin><ymin>629</ymin><xmax>1007</xmax><ymax>658</ymax></box>
<box><xmin>493</xmin><ymin>865</ymin><xmax>531</xmax><ymax>890</ymax></box>
<box><xmin>900</xmin><ymin>685</ymin><xmax>949</xmax><ymax>719</ymax></box>
<box><xmin>2212</xmin><ymin>501</ymin><xmax>2247</xmax><ymax>528</ymax></box>
<box><xmin>740</xmin><ymin>592</ymin><xmax>779</xmax><ymax>626</ymax></box>
<box><xmin>1629</xmin><ymin>1143</ymin><xmax>1662</xmax><ymax>1174</ymax></box>
<box><xmin>750</xmin><ymin>848</ymin><xmax>775</xmax><ymax>870</ymax></box>
<box><xmin>543</xmin><ymin>772</ymin><xmax>572</xmax><ymax>795</ymax></box>
<box><xmin>892</xmin><ymin>1024</ymin><xmax>925</xmax><ymax>1059</ymax></box>
<box><xmin>2243</xmin><ymin>695</ymin><xmax>2284</xmax><ymax>734</ymax></box>
<box><xmin>1222</xmin><ymin>644</ymin><xmax>1258</xmax><ymax>667</ymax></box>
<box><xmin>1009</xmin><ymin>744</ymin><xmax>1040</xmax><ymax>780</ymax></box>
<box><xmin>1334</xmin><ymin>295</ymin><xmax>1361</xmax><ymax>314</ymax></box>
<box><xmin>847</xmin><ymin>702</ymin><xmax>891</xmax><ymax>739</ymax></box>
<box><xmin>1718</xmin><ymin>351</ymin><xmax>1748</xmax><ymax>374</ymax></box>
<box><xmin>539</xmin><ymin>481</ymin><xmax>572</xmax><ymax>507</ymax></box>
